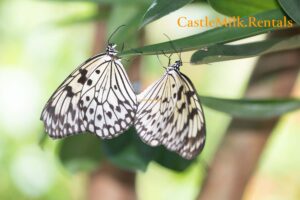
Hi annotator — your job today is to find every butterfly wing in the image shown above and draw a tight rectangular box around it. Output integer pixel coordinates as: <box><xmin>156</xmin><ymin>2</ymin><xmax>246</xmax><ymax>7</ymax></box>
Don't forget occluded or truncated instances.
<box><xmin>79</xmin><ymin>59</ymin><xmax>137</xmax><ymax>139</ymax></box>
<box><xmin>170</xmin><ymin>71</ymin><xmax>206</xmax><ymax>159</ymax></box>
<box><xmin>135</xmin><ymin>70</ymin><xmax>205</xmax><ymax>159</ymax></box>
<box><xmin>135</xmin><ymin>75</ymin><xmax>176</xmax><ymax>145</ymax></box>
<box><xmin>41</xmin><ymin>54</ymin><xmax>110</xmax><ymax>138</ymax></box>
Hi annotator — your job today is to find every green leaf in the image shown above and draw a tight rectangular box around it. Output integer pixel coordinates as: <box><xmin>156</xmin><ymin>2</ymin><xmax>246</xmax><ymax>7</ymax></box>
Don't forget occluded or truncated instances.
<box><xmin>278</xmin><ymin>0</ymin><xmax>300</xmax><ymax>24</ymax></box>
<box><xmin>58</xmin><ymin>134</ymin><xmax>103</xmax><ymax>173</ymax></box>
<box><xmin>191</xmin><ymin>35</ymin><xmax>300</xmax><ymax>64</ymax></box>
<box><xmin>140</xmin><ymin>0</ymin><xmax>193</xmax><ymax>28</ymax></box>
<box><xmin>208</xmin><ymin>0</ymin><xmax>279</xmax><ymax>16</ymax></box>
<box><xmin>57</xmin><ymin>97</ymin><xmax>300</xmax><ymax>173</ymax></box>
<box><xmin>58</xmin><ymin>128</ymin><xmax>194</xmax><ymax>172</ymax></box>
<box><xmin>154</xmin><ymin>147</ymin><xmax>195</xmax><ymax>171</ymax></box>
<box><xmin>101</xmin><ymin>127</ymin><xmax>156</xmax><ymax>171</ymax></box>
<box><xmin>102</xmin><ymin>127</ymin><xmax>194</xmax><ymax>171</ymax></box>
<box><xmin>200</xmin><ymin>96</ymin><xmax>300</xmax><ymax>119</ymax></box>
<box><xmin>120</xmin><ymin>9</ymin><xmax>289</xmax><ymax>56</ymax></box>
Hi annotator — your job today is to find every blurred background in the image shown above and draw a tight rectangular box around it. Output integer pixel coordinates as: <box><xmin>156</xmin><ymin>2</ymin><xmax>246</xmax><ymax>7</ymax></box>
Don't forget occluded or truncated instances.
<box><xmin>0</xmin><ymin>0</ymin><xmax>300</xmax><ymax>199</ymax></box>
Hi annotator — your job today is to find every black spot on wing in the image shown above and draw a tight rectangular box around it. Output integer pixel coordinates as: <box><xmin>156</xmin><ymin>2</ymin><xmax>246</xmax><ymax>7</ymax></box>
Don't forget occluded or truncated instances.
<box><xmin>106</xmin><ymin>111</ymin><xmax>112</xmax><ymax>119</ymax></box>
<box><xmin>162</xmin><ymin>97</ymin><xmax>168</xmax><ymax>103</ymax></box>
<box><xmin>178</xmin><ymin>102</ymin><xmax>186</xmax><ymax>113</ymax></box>
<box><xmin>177</xmin><ymin>85</ymin><xmax>184</xmax><ymax>100</ymax></box>
<box><xmin>109</xmin><ymin>104</ymin><xmax>114</xmax><ymax>110</ymax></box>
<box><xmin>77</xmin><ymin>69</ymin><xmax>88</xmax><ymax>84</ymax></box>
<box><xmin>186</xmin><ymin>90</ymin><xmax>195</xmax><ymax>104</ymax></box>
<box><xmin>65</xmin><ymin>86</ymin><xmax>74</xmax><ymax>97</ymax></box>
<box><xmin>89</xmin><ymin>108</ymin><xmax>94</xmax><ymax>114</ymax></box>
<box><xmin>87</xmin><ymin>79</ymin><xmax>93</xmax><ymax>86</ymax></box>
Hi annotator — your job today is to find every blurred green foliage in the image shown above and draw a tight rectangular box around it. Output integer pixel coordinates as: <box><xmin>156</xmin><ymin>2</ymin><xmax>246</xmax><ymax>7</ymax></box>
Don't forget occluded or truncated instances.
<box><xmin>208</xmin><ymin>0</ymin><xmax>279</xmax><ymax>16</ymax></box>
<box><xmin>140</xmin><ymin>0</ymin><xmax>194</xmax><ymax>28</ymax></box>
<box><xmin>1</xmin><ymin>0</ymin><xmax>300</xmax><ymax>199</ymax></box>
<box><xmin>278</xmin><ymin>0</ymin><xmax>300</xmax><ymax>24</ymax></box>
<box><xmin>191</xmin><ymin>35</ymin><xmax>300</xmax><ymax>64</ymax></box>
<box><xmin>121</xmin><ymin>9</ymin><xmax>293</xmax><ymax>56</ymax></box>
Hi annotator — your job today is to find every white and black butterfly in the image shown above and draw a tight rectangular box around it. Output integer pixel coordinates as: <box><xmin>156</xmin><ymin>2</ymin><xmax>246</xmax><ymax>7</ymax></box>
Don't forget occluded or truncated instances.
<box><xmin>134</xmin><ymin>60</ymin><xmax>206</xmax><ymax>159</ymax></box>
<box><xmin>41</xmin><ymin>43</ymin><xmax>137</xmax><ymax>139</ymax></box>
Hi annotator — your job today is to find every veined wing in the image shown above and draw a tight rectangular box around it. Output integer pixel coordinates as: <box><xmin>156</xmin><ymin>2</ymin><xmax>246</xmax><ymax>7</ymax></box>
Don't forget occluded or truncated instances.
<box><xmin>41</xmin><ymin>54</ymin><xmax>112</xmax><ymax>138</ymax></box>
<box><xmin>79</xmin><ymin>59</ymin><xmax>137</xmax><ymax>139</ymax></box>
<box><xmin>135</xmin><ymin>70</ymin><xmax>205</xmax><ymax>159</ymax></box>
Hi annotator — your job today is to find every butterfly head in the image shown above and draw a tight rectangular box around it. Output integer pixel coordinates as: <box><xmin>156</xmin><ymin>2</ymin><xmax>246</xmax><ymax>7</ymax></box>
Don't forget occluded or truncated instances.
<box><xmin>106</xmin><ymin>43</ymin><xmax>118</xmax><ymax>56</ymax></box>
<box><xmin>167</xmin><ymin>60</ymin><xmax>182</xmax><ymax>72</ymax></box>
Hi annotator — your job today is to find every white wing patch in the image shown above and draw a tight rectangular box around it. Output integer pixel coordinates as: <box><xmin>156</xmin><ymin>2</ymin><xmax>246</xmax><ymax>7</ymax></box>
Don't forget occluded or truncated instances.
<box><xmin>41</xmin><ymin>54</ymin><xmax>137</xmax><ymax>139</ymax></box>
<box><xmin>79</xmin><ymin>59</ymin><xmax>137</xmax><ymax>139</ymax></box>
<box><xmin>134</xmin><ymin>70</ymin><xmax>205</xmax><ymax>159</ymax></box>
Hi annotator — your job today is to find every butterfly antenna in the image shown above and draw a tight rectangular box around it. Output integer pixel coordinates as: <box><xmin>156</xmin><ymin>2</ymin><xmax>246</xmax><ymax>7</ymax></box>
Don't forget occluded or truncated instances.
<box><xmin>156</xmin><ymin>54</ymin><xmax>167</xmax><ymax>70</ymax></box>
<box><xmin>107</xmin><ymin>24</ymin><xmax>126</xmax><ymax>44</ymax></box>
<box><xmin>179</xmin><ymin>50</ymin><xmax>182</xmax><ymax>63</ymax></box>
<box><xmin>161</xmin><ymin>50</ymin><xmax>172</xmax><ymax>66</ymax></box>
<box><xmin>163</xmin><ymin>33</ymin><xmax>181</xmax><ymax>61</ymax></box>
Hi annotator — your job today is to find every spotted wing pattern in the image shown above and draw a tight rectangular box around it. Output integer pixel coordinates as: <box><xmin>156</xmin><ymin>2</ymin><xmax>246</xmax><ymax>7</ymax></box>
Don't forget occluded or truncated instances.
<box><xmin>79</xmin><ymin>59</ymin><xmax>137</xmax><ymax>139</ymax></box>
<box><xmin>41</xmin><ymin>54</ymin><xmax>137</xmax><ymax>139</ymax></box>
<box><xmin>134</xmin><ymin>69</ymin><xmax>205</xmax><ymax>159</ymax></box>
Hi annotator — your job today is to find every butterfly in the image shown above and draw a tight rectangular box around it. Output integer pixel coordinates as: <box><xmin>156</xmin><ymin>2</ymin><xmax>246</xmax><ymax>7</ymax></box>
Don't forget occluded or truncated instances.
<box><xmin>40</xmin><ymin>43</ymin><xmax>137</xmax><ymax>139</ymax></box>
<box><xmin>134</xmin><ymin>59</ymin><xmax>206</xmax><ymax>159</ymax></box>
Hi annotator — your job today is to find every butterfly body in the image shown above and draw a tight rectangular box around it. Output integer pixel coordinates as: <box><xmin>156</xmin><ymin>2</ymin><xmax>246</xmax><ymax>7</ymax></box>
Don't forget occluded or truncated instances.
<box><xmin>166</xmin><ymin>60</ymin><xmax>182</xmax><ymax>72</ymax></box>
<box><xmin>41</xmin><ymin>44</ymin><xmax>137</xmax><ymax>139</ymax></box>
<box><xmin>135</xmin><ymin>60</ymin><xmax>206</xmax><ymax>159</ymax></box>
